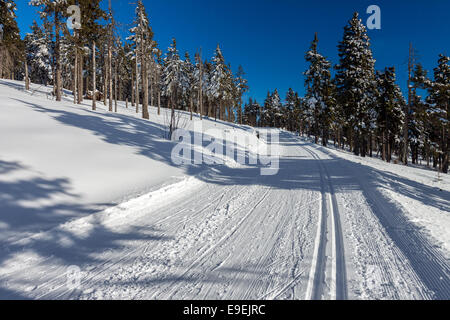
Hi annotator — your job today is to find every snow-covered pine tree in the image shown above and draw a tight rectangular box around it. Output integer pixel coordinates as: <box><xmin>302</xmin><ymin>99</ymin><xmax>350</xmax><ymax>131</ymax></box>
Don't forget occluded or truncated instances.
<box><xmin>162</xmin><ymin>38</ymin><xmax>183</xmax><ymax>139</ymax></box>
<box><xmin>304</xmin><ymin>33</ymin><xmax>334</xmax><ymax>146</ymax></box>
<box><xmin>25</xmin><ymin>20</ymin><xmax>52</xmax><ymax>86</ymax></box>
<box><xmin>335</xmin><ymin>12</ymin><xmax>377</xmax><ymax>156</ymax></box>
<box><xmin>410</xmin><ymin>63</ymin><xmax>432</xmax><ymax>165</ymax></box>
<box><xmin>71</xmin><ymin>0</ymin><xmax>105</xmax><ymax>109</ymax></box>
<box><xmin>128</xmin><ymin>0</ymin><xmax>154</xmax><ymax>119</ymax></box>
<box><xmin>235</xmin><ymin>65</ymin><xmax>249</xmax><ymax>124</ymax></box>
<box><xmin>285</xmin><ymin>88</ymin><xmax>300</xmax><ymax>132</ymax></box>
<box><xmin>375</xmin><ymin>67</ymin><xmax>405</xmax><ymax>163</ymax></box>
<box><xmin>182</xmin><ymin>51</ymin><xmax>195</xmax><ymax>120</ymax></box>
<box><xmin>29</xmin><ymin>0</ymin><xmax>71</xmax><ymax>101</ymax></box>
<box><xmin>0</xmin><ymin>0</ymin><xmax>22</xmax><ymax>80</ymax></box>
<box><xmin>271</xmin><ymin>89</ymin><xmax>283</xmax><ymax>128</ymax></box>
<box><xmin>210</xmin><ymin>44</ymin><xmax>232</xmax><ymax>121</ymax></box>
<box><xmin>194</xmin><ymin>50</ymin><xmax>205</xmax><ymax>119</ymax></box>
<box><xmin>262</xmin><ymin>90</ymin><xmax>281</xmax><ymax>128</ymax></box>
<box><xmin>242</xmin><ymin>98</ymin><xmax>256</xmax><ymax>127</ymax></box>
<box><xmin>426</xmin><ymin>54</ymin><xmax>450</xmax><ymax>173</ymax></box>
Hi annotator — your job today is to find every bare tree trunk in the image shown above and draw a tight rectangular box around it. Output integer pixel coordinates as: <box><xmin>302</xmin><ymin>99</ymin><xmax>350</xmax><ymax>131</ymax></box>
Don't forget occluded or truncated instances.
<box><xmin>150</xmin><ymin>62</ymin><xmax>154</xmax><ymax>107</ymax></box>
<box><xmin>404</xmin><ymin>43</ymin><xmax>414</xmax><ymax>165</ymax></box>
<box><xmin>55</xmin><ymin>11</ymin><xmax>62</xmax><ymax>101</ymax></box>
<box><xmin>131</xmin><ymin>68</ymin><xmax>135</xmax><ymax>107</ymax></box>
<box><xmin>108</xmin><ymin>43</ymin><xmax>113</xmax><ymax>112</ymax></box>
<box><xmin>103</xmin><ymin>60</ymin><xmax>107</xmax><ymax>105</ymax></box>
<box><xmin>190</xmin><ymin>95</ymin><xmax>193</xmax><ymax>121</ymax></box>
<box><xmin>141</xmin><ymin>21</ymin><xmax>149</xmax><ymax>120</ymax></box>
<box><xmin>135</xmin><ymin>57</ymin><xmax>139</xmax><ymax>113</ymax></box>
<box><xmin>73</xmin><ymin>46</ymin><xmax>77</xmax><ymax>104</ymax></box>
<box><xmin>114</xmin><ymin>58</ymin><xmax>118</xmax><ymax>112</ymax></box>
<box><xmin>92</xmin><ymin>41</ymin><xmax>97</xmax><ymax>110</ymax></box>
<box><xmin>158</xmin><ymin>90</ymin><xmax>161</xmax><ymax>116</ymax></box>
<box><xmin>25</xmin><ymin>59</ymin><xmax>30</xmax><ymax>91</ymax></box>
<box><xmin>78</xmin><ymin>51</ymin><xmax>83</xmax><ymax>103</ymax></box>
<box><xmin>0</xmin><ymin>46</ymin><xmax>3</xmax><ymax>79</ymax></box>
<box><xmin>199</xmin><ymin>51</ymin><xmax>203</xmax><ymax>120</ymax></box>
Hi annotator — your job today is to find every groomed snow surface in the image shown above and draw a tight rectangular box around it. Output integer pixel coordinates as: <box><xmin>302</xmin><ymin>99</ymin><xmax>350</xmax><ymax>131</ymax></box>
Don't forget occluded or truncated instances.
<box><xmin>0</xmin><ymin>80</ymin><xmax>449</xmax><ymax>300</ymax></box>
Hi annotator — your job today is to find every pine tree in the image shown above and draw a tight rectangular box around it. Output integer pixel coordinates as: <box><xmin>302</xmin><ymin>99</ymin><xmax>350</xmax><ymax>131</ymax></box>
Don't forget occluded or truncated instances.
<box><xmin>304</xmin><ymin>33</ymin><xmax>334</xmax><ymax>146</ymax></box>
<box><xmin>162</xmin><ymin>38</ymin><xmax>183</xmax><ymax>139</ymax></box>
<box><xmin>426</xmin><ymin>55</ymin><xmax>450</xmax><ymax>173</ymax></box>
<box><xmin>25</xmin><ymin>20</ymin><xmax>52</xmax><ymax>86</ymax></box>
<box><xmin>30</xmin><ymin>0</ymin><xmax>71</xmax><ymax>101</ymax></box>
<box><xmin>335</xmin><ymin>12</ymin><xmax>377</xmax><ymax>156</ymax></box>
<box><xmin>375</xmin><ymin>67</ymin><xmax>405</xmax><ymax>163</ymax></box>
<box><xmin>182</xmin><ymin>52</ymin><xmax>195</xmax><ymax>120</ymax></box>
<box><xmin>128</xmin><ymin>0</ymin><xmax>154</xmax><ymax>119</ymax></box>
<box><xmin>210</xmin><ymin>44</ymin><xmax>232</xmax><ymax>121</ymax></box>
<box><xmin>410</xmin><ymin>63</ymin><xmax>432</xmax><ymax>165</ymax></box>
<box><xmin>0</xmin><ymin>0</ymin><xmax>22</xmax><ymax>80</ymax></box>
<box><xmin>70</xmin><ymin>0</ymin><xmax>105</xmax><ymax>109</ymax></box>
<box><xmin>235</xmin><ymin>65</ymin><xmax>249</xmax><ymax>124</ymax></box>
<box><xmin>285</xmin><ymin>88</ymin><xmax>300</xmax><ymax>132</ymax></box>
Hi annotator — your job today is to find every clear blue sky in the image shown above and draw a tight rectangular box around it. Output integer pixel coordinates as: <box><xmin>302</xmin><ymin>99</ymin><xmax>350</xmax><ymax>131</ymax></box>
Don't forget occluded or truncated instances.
<box><xmin>16</xmin><ymin>0</ymin><xmax>450</xmax><ymax>104</ymax></box>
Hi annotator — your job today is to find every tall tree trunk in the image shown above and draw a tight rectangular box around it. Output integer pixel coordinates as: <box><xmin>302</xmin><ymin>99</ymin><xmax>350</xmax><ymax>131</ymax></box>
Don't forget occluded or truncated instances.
<box><xmin>404</xmin><ymin>43</ymin><xmax>414</xmax><ymax>165</ymax></box>
<box><xmin>114</xmin><ymin>58</ymin><xmax>118</xmax><ymax>112</ymax></box>
<box><xmin>24</xmin><ymin>59</ymin><xmax>30</xmax><ymax>91</ymax></box>
<box><xmin>131</xmin><ymin>68</ymin><xmax>135</xmax><ymax>107</ymax></box>
<box><xmin>158</xmin><ymin>90</ymin><xmax>161</xmax><ymax>116</ymax></box>
<box><xmin>199</xmin><ymin>53</ymin><xmax>203</xmax><ymax>120</ymax></box>
<box><xmin>135</xmin><ymin>58</ymin><xmax>139</xmax><ymax>113</ymax></box>
<box><xmin>73</xmin><ymin>46</ymin><xmax>77</xmax><ymax>104</ymax></box>
<box><xmin>103</xmin><ymin>54</ymin><xmax>108</xmax><ymax>106</ymax></box>
<box><xmin>54</xmin><ymin>11</ymin><xmax>62</xmax><ymax>101</ymax></box>
<box><xmin>142</xmin><ymin>57</ymin><xmax>149</xmax><ymax>119</ymax></box>
<box><xmin>92</xmin><ymin>41</ymin><xmax>97</xmax><ymax>110</ymax></box>
<box><xmin>108</xmin><ymin>41</ymin><xmax>113</xmax><ymax>112</ymax></box>
<box><xmin>78</xmin><ymin>50</ymin><xmax>83</xmax><ymax>103</ymax></box>
<box><xmin>190</xmin><ymin>95</ymin><xmax>193</xmax><ymax>121</ymax></box>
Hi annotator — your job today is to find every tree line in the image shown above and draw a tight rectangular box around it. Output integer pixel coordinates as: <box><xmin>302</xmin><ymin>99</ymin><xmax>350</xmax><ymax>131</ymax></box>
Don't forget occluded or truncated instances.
<box><xmin>0</xmin><ymin>3</ymin><xmax>448</xmax><ymax>172</ymax></box>
<box><xmin>242</xmin><ymin>13</ymin><xmax>449</xmax><ymax>174</ymax></box>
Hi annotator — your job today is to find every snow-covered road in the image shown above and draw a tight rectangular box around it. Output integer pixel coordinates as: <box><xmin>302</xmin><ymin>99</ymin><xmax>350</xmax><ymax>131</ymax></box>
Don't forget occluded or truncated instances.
<box><xmin>1</xmin><ymin>131</ymin><xmax>448</xmax><ymax>300</ymax></box>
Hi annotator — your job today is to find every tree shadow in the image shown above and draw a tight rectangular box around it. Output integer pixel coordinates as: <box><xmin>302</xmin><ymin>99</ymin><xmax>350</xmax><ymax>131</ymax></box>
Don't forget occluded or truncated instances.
<box><xmin>2</xmin><ymin>96</ymin><xmax>449</xmax><ymax>299</ymax></box>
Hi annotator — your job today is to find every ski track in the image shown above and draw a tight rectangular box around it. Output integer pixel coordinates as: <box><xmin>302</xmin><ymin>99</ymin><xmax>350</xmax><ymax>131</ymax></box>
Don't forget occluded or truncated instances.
<box><xmin>1</xmin><ymin>132</ymin><xmax>448</xmax><ymax>300</ymax></box>
<box><xmin>304</xmin><ymin>141</ymin><xmax>450</xmax><ymax>300</ymax></box>
<box><xmin>301</xmin><ymin>145</ymin><xmax>347</xmax><ymax>300</ymax></box>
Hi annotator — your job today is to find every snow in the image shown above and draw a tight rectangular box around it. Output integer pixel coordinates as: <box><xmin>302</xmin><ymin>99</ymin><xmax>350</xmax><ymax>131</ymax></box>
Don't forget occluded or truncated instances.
<box><xmin>0</xmin><ymin>80</ymin><xmax>449</xmax><ymax>300</ymax></box>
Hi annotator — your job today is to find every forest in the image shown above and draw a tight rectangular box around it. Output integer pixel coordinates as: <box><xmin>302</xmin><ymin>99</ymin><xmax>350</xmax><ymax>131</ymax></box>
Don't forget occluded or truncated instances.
<box><xmin>0</xmin><ymin>0</ymin><xmax>449</xmax><ymax>173</ymax></box>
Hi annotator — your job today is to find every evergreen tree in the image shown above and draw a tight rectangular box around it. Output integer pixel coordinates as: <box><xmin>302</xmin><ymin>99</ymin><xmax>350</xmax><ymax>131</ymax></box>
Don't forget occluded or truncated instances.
<box><xmin>285</xmin><ymin>88</ymin><xmax>300</xmax><ymax>132</ymax></box>
<box><xmin>210</xmin><ymin>44</ymin><xmax>232</xmax><ymax>120</ymax></box>
<box><xmin>182</xmin><ymin>51</ymin><xmax>195</xmax><ymax>120</ymax></box>
<box><xmin>25</xmin><ymin>20</ymin><xmax>52</xmax><ymax>85</ymax></box>
<box><xmin>128</xmin><ymin>0</ymin><xmax>154</xmax><ymax>119</ymax></box>
<box><xmin>30</xmin><ymin>0</ymin><xmax>70</xmax><ymax>101</ymax></box>
<box><xmin>335</xmin><ymin>12</ymin><xmax>377</xmax><ymax>156</ymax></box>
<box><xmin>426</xmin><ymin>55</ymin><xmax>450</xmax><ymax>173</ymax></box>
<box><xmin>375</xmin><ymin>67</ymin><xmax>405</xmax><ymax>163</ymax></box>
<box><xmin>304</xmin><ymin>33</ymin><xmax>334</xmax><ymax>146</ymax></box>
<box><xmin>162</xmin><ymin>38</ymin><xmax>183</xmax><ymax>138</ymax></box>
<box><xmin>235</xmin><ymin>65</ymin><xmax>249</xmax><ymax>124</ymax></box>
<box><xmin>0</xmin><ymin>0</ymin><xmax>22</xmax><ymax>80</ymax></box>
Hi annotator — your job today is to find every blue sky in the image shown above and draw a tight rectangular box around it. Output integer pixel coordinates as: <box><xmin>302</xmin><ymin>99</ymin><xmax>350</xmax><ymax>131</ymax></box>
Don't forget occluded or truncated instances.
<box><xmin>16</xmin><ymin>0</ymin><xmax>450</xmax><ymax>104</ymax></box>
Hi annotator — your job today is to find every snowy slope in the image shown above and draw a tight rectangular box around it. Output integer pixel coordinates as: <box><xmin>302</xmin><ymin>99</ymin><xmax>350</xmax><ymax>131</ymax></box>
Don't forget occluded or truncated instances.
<box><xmin>0</xmin><ymin>80</ymin><xmax>449</xmax><ymax>300</ymax></box>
